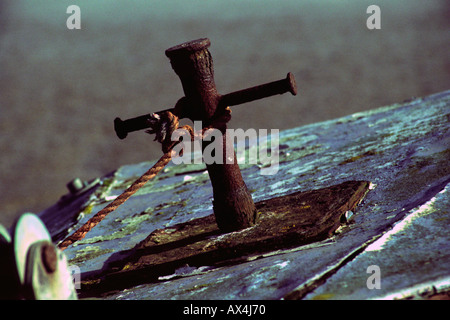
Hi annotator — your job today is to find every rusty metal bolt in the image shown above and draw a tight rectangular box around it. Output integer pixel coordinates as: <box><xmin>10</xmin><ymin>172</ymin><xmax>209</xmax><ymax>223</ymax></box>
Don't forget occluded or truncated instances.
<box><xmin>41</xmin><ymin>243</ymin><xmax>57</xmax><ymax>274</ymax></box>
<box><xmin>67</xmin><ymin>178</ymin><xmax>85</xmax><ymax>195</ymax></box>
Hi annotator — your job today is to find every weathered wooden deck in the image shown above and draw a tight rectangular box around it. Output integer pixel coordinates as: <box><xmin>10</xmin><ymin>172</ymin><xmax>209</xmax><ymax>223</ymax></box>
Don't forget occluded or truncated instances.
<box><xmin>40</xmin><ymin>90</ymin><xmax>450</xmax><ymax>299</ymax></box>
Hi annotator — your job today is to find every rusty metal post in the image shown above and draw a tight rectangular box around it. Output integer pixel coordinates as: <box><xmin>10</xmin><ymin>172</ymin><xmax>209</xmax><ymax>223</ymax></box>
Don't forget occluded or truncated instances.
<box><xmin>114</xmin><ymin>38</ymin><xmax>297</xmax><ymax>233</ymax></box>
<box><xmin>165</xmin><ymin>38</ymin><xmax>257</xmax><ymax>232</ymax></box>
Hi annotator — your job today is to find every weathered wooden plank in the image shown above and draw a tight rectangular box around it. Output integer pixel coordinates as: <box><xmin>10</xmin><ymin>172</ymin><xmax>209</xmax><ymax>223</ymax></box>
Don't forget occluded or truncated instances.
<box><xmin>79</xmin><ymin>180</ymin><xmax>370</xmax><ymax>297</ymax></box>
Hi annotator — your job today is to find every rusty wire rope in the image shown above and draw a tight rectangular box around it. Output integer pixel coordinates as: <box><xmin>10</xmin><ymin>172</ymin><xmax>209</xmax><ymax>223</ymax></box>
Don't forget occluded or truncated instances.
<box><xmin>58</xmin><ymin>108</ymin><xmax>231</xmax><ymax>251</ymax></box>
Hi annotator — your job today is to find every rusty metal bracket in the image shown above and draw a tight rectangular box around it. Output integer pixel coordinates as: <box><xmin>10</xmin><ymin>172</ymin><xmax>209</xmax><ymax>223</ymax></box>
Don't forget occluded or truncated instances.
<box><xmin>114</xmin><ymin>38</ymin><xmax>297</xmax><ymax>234</ymax></box>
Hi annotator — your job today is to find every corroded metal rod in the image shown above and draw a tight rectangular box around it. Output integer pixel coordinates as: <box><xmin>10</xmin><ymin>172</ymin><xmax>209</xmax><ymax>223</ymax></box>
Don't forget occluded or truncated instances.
<box><xmin>164</xmin><ymin>38</ymin><xmax>257</xmax><ymax>232</ymax></box>
<box><xmin>114</xmin><ymin>114</ymin><xmax>155</xmax><ymax>140</ymax></box>
<box><xmin>114</xmin><ymin>72</ymin><xmax>297</xmax><ymax>139</ymax></box>
<box><xmin>219</xmin><ymin>72</ymin><xmax>297</xmax><ymax>108</ymax></box>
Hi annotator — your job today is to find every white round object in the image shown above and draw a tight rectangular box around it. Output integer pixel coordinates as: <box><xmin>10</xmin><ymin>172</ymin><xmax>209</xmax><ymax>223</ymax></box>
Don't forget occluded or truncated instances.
<box><xmin>13</xmin><ymin>213</ymin><xmax>51</xmax><ymax>285</ymax></box>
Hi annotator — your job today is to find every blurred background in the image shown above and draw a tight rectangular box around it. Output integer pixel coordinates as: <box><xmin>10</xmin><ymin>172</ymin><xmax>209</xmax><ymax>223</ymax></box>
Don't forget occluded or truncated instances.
<box><xmin>0</xmin><ymin>0</ymin><xmax>449</xmax><ymax>227</ymax></box>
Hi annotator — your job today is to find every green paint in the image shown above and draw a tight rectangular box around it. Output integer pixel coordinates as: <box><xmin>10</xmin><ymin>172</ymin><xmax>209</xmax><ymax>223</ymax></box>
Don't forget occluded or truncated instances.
<box><xmin>69</xmin><ymin>245</ymin><xmax>113</xmax><ymax>265</ymax></box>
<box><xmin>311</xmin><ymin>293</ymin><xmax>335</xmax><ymax>300</ymax></box>
<box><xmin>72</xmin><ymin>200</ymin><xmax>189</xmax><ymax>246</ymax></box>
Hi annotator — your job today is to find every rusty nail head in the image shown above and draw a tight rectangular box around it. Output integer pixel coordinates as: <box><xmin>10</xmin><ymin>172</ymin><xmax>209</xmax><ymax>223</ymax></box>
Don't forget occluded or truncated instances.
<box><xmin>41</xmin><ymin>243</ymin><xmax>57</xmax><ymax>273</ymax></box>
<box><xmin>67</xmin><ymin>178</ymin><xmax>85</xmax><ymax>194</ymax></box>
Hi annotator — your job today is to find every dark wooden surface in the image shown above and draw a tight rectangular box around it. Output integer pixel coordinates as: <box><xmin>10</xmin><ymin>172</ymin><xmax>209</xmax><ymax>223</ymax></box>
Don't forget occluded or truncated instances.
<box><xmin>79</xmin><ymin>180</ymin><xmax>370</xmax><ymax>297</ymax></box>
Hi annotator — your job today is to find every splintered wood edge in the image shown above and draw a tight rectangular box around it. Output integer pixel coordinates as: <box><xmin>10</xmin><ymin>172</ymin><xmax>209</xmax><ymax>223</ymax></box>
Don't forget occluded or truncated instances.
<box><xmin>79</xmin><ymin>180</ymin><xmax>370</xmax><ymax>297</ymax></box>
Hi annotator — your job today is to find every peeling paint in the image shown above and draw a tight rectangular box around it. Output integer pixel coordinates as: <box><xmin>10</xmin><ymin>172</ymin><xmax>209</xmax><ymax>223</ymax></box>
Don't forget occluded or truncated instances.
<box><xmin>365</xmin><ymin>189</ymin><xmax>444</xmax><ymax>252</ymax></box>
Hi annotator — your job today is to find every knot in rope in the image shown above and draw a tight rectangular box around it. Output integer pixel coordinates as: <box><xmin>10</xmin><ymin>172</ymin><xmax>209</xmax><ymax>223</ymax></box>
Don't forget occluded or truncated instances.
<box><xmin>146</xmin><ymin>106</ymin><xmax>232</xmax><ymax>154</ymax></box>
